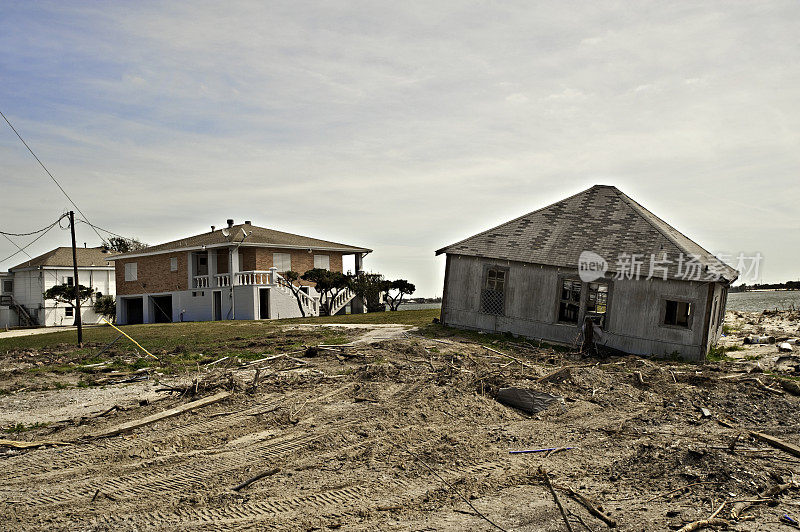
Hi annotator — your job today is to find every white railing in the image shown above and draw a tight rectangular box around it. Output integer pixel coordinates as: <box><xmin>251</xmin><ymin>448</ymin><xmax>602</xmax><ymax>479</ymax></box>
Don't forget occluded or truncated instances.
<box><xmin>328</xmin><ymin>287</ymin><xmax>355</xmax><ymax>316</ymax></box>
<box><xmin>235</xmin><ymin>270</ymin><xmax>272</xmax><ymax>286</ymax></box>
<box><xmin>198</xmin><ymin>268</ymin><xmax>321</xmax><ymax>316</ymax></box>
<box><xmin>274</xmin><ymin>272</ymin><xmax>319</xmax><ymax>315</ymax></box>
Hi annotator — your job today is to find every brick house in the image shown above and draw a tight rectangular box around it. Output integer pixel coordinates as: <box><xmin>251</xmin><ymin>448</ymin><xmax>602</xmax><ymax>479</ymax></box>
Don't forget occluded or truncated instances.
<box><xmin>110</xmin><ymin>220</ymin><xmax>370</xmax><ymax>324</ymax></box>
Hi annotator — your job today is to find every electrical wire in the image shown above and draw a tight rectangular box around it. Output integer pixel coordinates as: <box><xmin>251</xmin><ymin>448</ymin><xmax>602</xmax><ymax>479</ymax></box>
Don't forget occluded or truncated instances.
<box><xmin>0</xmin><ymin>217</ymin><xmax>66</xmax><ymax>237</ymax></box>
<box><xmin>0</xmin><ymin>215</ymin><xmax>67</xmax><ymax>265</ymax></box>
<box><xmin>75</xmin><ymin>219</ymin><xmax>129</xmax><ymax>241</ymax></box>
<box><xmin>0</xmin><ymin>109</ymin><xmax>108</xmax><ymax>246</ymax></box>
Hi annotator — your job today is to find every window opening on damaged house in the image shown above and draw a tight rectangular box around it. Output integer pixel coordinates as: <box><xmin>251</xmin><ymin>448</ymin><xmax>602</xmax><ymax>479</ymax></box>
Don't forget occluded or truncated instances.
<box><xmin>558</xmin><ymin>279</ymin><xmax>581</xmax><ymax>323</ymax></box>
<box><xmin>585</xmin><ymin>282</ymin><xmax>608</xmax><ymax>328</ymax></box>
<box><xmin>480</xmin><ymin>267</ymin><xmax>506</xmax><ymax>315</ymax></box>
<box><xmin>664</xmin><ymin>300</ymin><xmax>691</xmax><ymax>327</ymax></box>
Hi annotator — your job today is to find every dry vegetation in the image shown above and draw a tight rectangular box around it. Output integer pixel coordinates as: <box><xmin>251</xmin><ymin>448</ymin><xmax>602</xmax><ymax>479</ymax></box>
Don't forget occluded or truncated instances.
<box><xmin>1</xmin><ymin>308</ymin><xmax>799</xmax><ymax>531</ymax></box>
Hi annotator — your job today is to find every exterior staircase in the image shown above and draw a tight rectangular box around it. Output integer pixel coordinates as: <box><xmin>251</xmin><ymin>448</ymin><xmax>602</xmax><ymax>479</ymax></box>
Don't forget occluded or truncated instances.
<box><xmin>273</xmin><ymin>273</ymin><xmax>319</xmax><ymax>317</ymax></box>
<box><xmin>1</xmin><ymin>295</ymin><xmax>39</xmax><ymax>327</ymax></box>
<box><xmin>328</xmin><ymin>288</ymin><xmax>356</xmax><ymax>316</ymax></box>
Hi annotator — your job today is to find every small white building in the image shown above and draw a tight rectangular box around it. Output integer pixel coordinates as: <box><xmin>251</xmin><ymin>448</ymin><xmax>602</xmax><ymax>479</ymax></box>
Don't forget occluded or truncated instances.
<box><xmin>0</xmin><ymin>247</ymin><xmax>117</xmax><ymax>328</ymax></box>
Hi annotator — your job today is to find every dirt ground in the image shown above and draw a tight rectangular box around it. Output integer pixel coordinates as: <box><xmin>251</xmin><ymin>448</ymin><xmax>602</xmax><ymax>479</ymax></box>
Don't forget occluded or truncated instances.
<box><xmin>2</xmin><ymin>311</ymin><xmax>800</xmax><ymax>531</ymax></box>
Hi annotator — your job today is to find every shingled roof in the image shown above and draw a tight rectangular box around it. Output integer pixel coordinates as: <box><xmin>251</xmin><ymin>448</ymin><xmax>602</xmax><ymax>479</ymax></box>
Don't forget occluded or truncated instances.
<box><xmin>436</xmin><ymin>185</ymin><xmax>738</xmax><ymax>282</ymax></box>
<box><xmin>10</xmin><ymin>247</ymin><xmax>117</xmax><ymax>271</ymax></box>
<box><xmin>111</xmin><ymin>223</ymin><xmax>371</xmax><ymax>259</ymax></box>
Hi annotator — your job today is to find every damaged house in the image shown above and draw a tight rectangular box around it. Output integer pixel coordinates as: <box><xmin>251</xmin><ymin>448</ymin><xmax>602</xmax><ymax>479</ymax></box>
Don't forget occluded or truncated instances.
<box><xmin>435</xmin><ymin>185</ymin><xmax>738</xmax><ymax>360</ymax></box>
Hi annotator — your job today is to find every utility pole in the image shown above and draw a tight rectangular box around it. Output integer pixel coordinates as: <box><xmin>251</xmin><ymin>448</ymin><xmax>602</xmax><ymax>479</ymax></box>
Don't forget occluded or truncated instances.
<box><xmin>69</xmin><ymin>211</ymin><xmax>83</xmax><ymax>345</ymax></box>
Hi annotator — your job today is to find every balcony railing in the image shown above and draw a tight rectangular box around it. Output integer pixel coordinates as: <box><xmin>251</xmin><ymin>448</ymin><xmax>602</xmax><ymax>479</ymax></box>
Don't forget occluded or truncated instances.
<box><xmin>194</xmin><ymin>271</ymin><xmax>277</xmax><ymax>288</ymax></box>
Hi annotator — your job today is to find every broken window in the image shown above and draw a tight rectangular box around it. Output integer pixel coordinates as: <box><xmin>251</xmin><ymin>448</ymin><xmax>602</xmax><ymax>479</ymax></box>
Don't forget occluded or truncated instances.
<box><xmin>664</xmin><ymin>300</ymin><xmax>691</xmax><ymax>327</ymax></box>
<box><xmin>480</xmin><ymin>267</ymin><xmax>507</xmax><ymax>315</ymax></box>
<box><xmin>2</xmin><ymin>280</ymin><xmax>12</xmax><ymax>293</ymax></box>
<box><xmin>585</xmin><ymin>282</ymin><xmax>609</xmax><ymax>327</ymax></box>
<box><xmin>558</xmin><ymin>279</ymin><xmax>581</xmax><ymax>323</ymax></box>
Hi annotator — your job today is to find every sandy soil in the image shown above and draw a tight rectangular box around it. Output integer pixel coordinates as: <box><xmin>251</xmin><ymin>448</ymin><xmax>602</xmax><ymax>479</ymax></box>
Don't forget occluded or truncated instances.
<box><xmin>2</xmin><ymin>314</ymin><xmax>800</xmax><ymax>531</ymax></box>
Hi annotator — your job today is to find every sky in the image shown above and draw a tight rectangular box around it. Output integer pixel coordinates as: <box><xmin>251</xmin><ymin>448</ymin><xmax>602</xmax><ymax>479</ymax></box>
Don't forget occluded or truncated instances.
<box><xmin>1</xmin><ymin>1</ymin><xmax>798</xmax><ymax>296</ymax></box>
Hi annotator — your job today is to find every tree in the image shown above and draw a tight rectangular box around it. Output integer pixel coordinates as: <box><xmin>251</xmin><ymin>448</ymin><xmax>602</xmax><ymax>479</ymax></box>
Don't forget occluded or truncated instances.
<box><xmin>103</xmin><ymin>236</ymin><xmax>148</xmax><ymax>253</ymax></box>
<box><xmin>348</xmin><ymin>272</ymin><xmax>390</xmax><ymax>312</ymax></box>
<box><xmin>384</xmin><ymin>279</ymin><xmax>416</xmax><ymax>311</ymax></box>
<box><xmin>93</xmin><ymin>295</ymin><xmax>117</xmax><ymax>322</ymax></box>
<box><xmin>301</xmin><ymin>268</ymin><xmax>349</xmax><ymax>316</ymax></box>
<box><xmin>43</xmin><ymin>283</ymin><xmax>93</xmax><ymax>325</ymax></box>
<box><xmin>282</xmin><ymin>271</ymin><xmax>309</xmax><ymax>318</ymax></box>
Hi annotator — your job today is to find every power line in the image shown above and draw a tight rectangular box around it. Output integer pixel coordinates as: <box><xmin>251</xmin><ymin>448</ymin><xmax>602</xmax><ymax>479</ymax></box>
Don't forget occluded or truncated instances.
<box><xmin>0</xmin><ymin>109</ymin><xmax>108</xmax><ymax>246</ymax></box>
<box><xmin>75</xmin><ymin>218</ymin><xmax>129</xmax><ymax>240</ymax></box>
<box><xmin>0</xmin><ymin>214</ymin><xmax>66</xmax><ymax>265</ymax></box>
<box><xmin>0</xmin><ymin>218</ymin><xmax>67</xmax><ymax>237</ymax></box>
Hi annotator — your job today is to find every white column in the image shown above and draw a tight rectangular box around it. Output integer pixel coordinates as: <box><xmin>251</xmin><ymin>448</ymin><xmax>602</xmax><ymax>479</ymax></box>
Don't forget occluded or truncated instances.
<box><xmin>269</xmin><ymin>267</ymin><xmax>278</xmax><ymax>285</ymax></box>
<box><xmin>229</xmin><ymin>246</ymin><xmax>240</xmax><ymax>286</ymax></box>
<box><xmin>187</xmin><ymin>251</ymin><xmax>194</xmax><ymax>288</ymax></box>
<box><xmin>208</xmin><ymin>250</ymin><xmax>218</xmax><ymax>287</ymax></box>
<box><xmin>351</xmin><ymin>253</ymin><xmax>366</xmax><ymax>313</ymax></box>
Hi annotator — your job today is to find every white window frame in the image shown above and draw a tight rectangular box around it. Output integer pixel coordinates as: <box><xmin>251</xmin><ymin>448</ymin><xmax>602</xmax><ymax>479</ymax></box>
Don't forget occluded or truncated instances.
<box><xmin>170</xmin><ymin>257</ymin><xmax>178</xmax><ymax>272</ymax></box>
<box><xmin>273</xmin><ymin>253</ymin><xmax>292</xmax><ymax>272</ymax></box>
<box><xmin>125</xmin><ymin>262</ymin><xmax>138</xmax><ymax>281</ymax></box>
<box><xmin>314</xmin><ymin>254</ymin><xmax>330</xmax><ymax>270</ymax></box>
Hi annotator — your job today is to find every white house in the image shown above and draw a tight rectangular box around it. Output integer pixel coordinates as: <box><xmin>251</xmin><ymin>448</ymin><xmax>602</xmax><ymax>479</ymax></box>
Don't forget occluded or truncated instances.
<box><xmin>0</xmin><ymin>247</ymin><xmax>117</xmax><ymax>328</ymax></box>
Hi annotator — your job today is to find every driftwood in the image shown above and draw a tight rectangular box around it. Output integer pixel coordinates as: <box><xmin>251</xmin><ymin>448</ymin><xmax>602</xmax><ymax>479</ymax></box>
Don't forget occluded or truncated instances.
<box><xmin>558</xmin><ymin>484</ymin><xmax>617</xmax><ymax>528</ymax></box>
<box><xmin>738</xmin><ymin>377</ymin><xmax>784</xmax><ymax>395</ymax></box>
<box><xmin>749</xmin><ymin>431</ymin><xmax>800</xmax><ymax>458</ymax></box>
<box><xmin>232</xmin><ymin>467</ymin><xmax>280</xmax><ymax>491</ymax></box>
<box><xmin>92</xmin><ymin>391</ymin><xmax>230</xmax><ymax>438</ymax></box>
<box><xmin>779</xmin><ymin>379</ymin><xmax>800</xmax><ymax>396</ymax></box>
<box><xmin>482</xmin><ymin>346</ymin><xmax>534</xmax><ymax>369</ymax></box>
<box><xmin>537</xmin><ymin>367</ymin><xmax>571</xmax><ymax>384</ymax></box>
<box><xmin>539</xmin><ymin>467</ymin><xmax>574</xmax><ymax>532</ymax></box>
<box><xmin>675</xmin><ymin>517</ymin><xmax>728</xmax><ymax>532</ymax></box>
<box><xmin>0</xmin><ymin>438</ymin><xmax>70</xmax><ymax>449</ymax></box>
<box><xmin>644</xmin><ymin>481</ymin><xmax>720</xmax><ymax>503</ymax></box>
<box><xmin>730</xmin><ymin>481</ymin><xmax>794</xmax><ymax>519</ymax></box>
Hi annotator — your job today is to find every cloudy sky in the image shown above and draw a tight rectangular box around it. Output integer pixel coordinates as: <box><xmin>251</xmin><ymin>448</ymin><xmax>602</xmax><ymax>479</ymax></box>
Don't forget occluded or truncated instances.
<box><xmin>1</xmin><ymin>1</ymin><xmax>798</xmax><ymax>295</ymax></box>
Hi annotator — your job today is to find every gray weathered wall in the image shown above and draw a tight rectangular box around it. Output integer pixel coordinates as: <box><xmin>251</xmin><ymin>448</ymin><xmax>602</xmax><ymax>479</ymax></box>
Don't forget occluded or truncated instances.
<box><xmin>442</xmin><ymin>253</ymin><xmax>720</xmax><ymax>360</ymax></box>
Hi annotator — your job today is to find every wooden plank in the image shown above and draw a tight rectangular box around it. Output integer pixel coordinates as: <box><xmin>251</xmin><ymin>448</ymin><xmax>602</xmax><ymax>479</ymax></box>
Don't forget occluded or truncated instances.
<box><xmin>0</xmin><ymin>439</ymin><xmax>70</xmax><ymax>449</ymax></box>
<box><xmin>750</xmin><ymin>431</ymin><xmax>800</xmax><ymax>458</ymax></box>
<box><xmin>92</xmin><ymin>391</ymin><xmax>231</xmax><ymax>438</ymax></box>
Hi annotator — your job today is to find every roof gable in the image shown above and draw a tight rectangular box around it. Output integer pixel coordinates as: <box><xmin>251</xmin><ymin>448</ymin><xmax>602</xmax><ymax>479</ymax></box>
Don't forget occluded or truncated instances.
<box><xmin>436</xmin><ymin>185</ymin><xmax>738</xmax><ymax>282</ymax></box>
<box><xmin>112</xmin><ymin>223</ymin><xmax>371</xmax><ymax>259</ymax></box>
<box><xmin>10</xmin><ymin>247</ymin><xmax>118</xmax><ymax>271</ymax></box>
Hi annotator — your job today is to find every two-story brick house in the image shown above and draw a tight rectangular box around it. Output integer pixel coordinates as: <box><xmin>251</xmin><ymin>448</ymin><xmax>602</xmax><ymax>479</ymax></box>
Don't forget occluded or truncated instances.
<box><xmin>110</xmin><ymin>220</ymin><xmax>371</xmax><ymax>324</ymax></box>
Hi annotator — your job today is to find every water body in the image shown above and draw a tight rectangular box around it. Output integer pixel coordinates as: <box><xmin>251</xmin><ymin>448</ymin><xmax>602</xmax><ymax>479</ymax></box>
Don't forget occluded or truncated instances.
<box><xmin>727</xmin><ymin>291</ymin><xmax>800</xmax><ymax>312</ymax></box>
<box><xmin>401</xmin><ymin>292</ymin><xmax>800</xmax><ymax>314</ymax></box>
